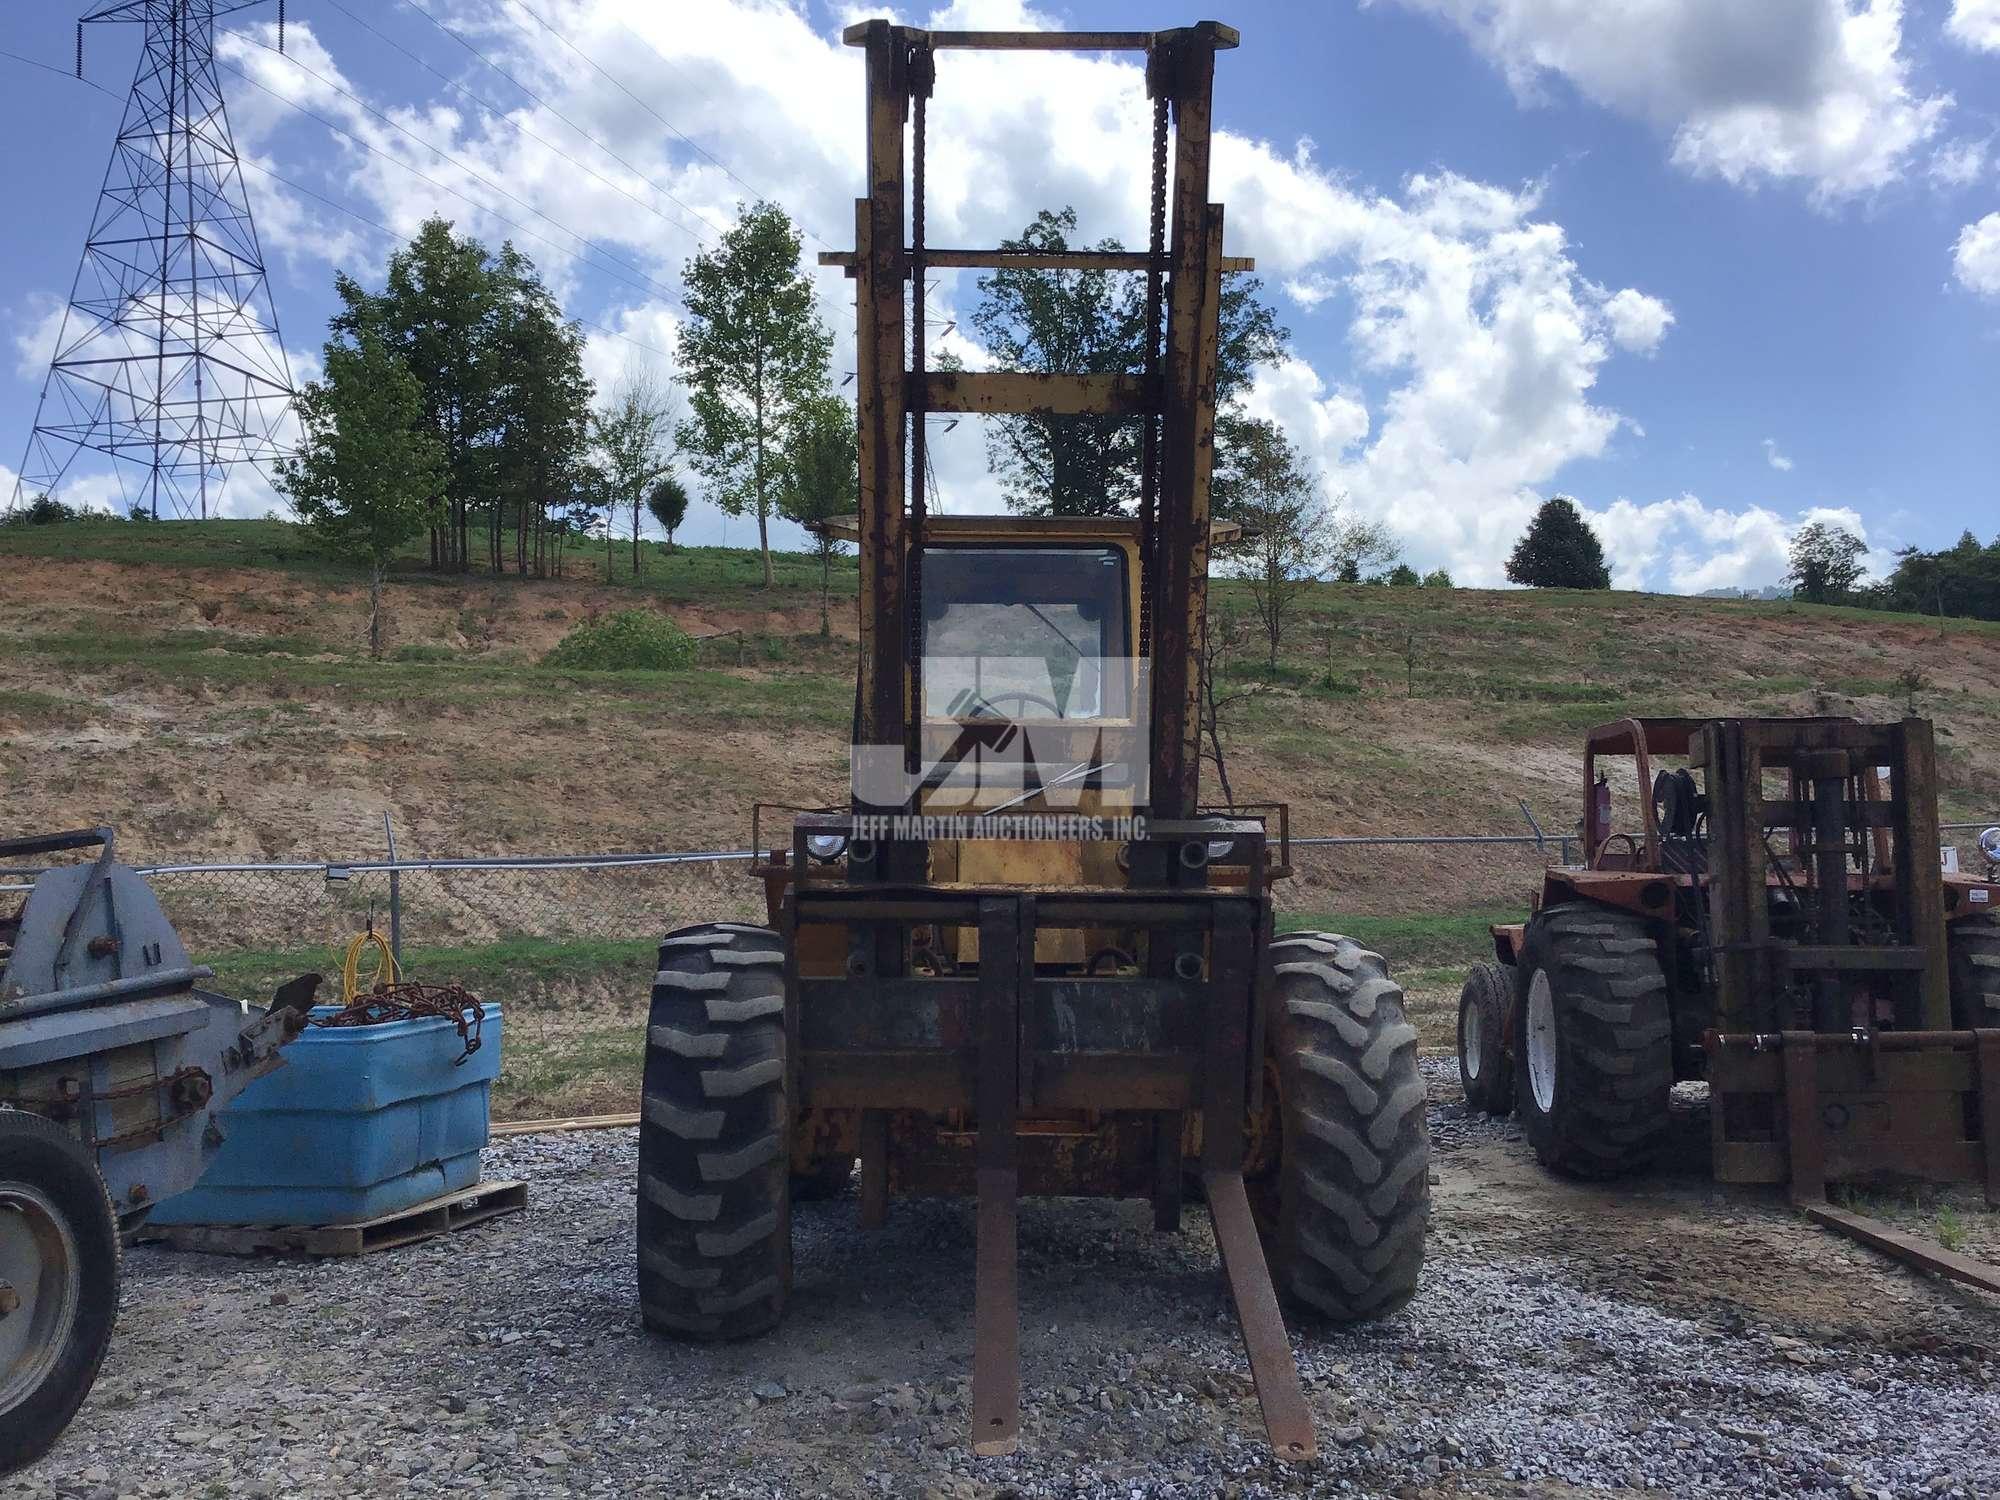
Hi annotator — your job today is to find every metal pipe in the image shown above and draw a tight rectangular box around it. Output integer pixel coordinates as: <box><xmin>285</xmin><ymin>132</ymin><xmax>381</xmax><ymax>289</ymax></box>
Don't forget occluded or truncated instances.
<box><xmin>10</xmin><ymin>819</ymin><xmax>1987</xmax><ymax>884</ymax></box>
<box><xmin>0</xmin><ymin>965</ymin><xmax>213</xmax><ymax>1024</ymax></box>
<box><xmin>1810</xmin><ymin>767</ymin><xmax>1850</xmax><ymax>1031</ymax></box>
<box><xmin>383</xmin><ymin>811</ymin><xmax>401</xmax><ymax>968</ymax></box>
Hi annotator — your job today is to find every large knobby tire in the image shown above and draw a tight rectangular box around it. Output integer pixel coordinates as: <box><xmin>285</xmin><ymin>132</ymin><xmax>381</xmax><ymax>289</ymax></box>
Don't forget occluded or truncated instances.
<box><xmin>1513</xmin><ymin>903</ymin><xmax>1673</xmax><ymax>1178</ymax></box>
<box><xmin>0</xmin><ymin>1109</ymin><xmax>120</xmax><ymax>1474</ymax></box>
<box><xmin>1263</xmin><ymin>931</ymin><xmax>1430</xmax><ymax>1322</ymax></box>
<box><xmin>1948</xmin><ymin>916</ymin><xmax>2000</xmax><ymax>1029</ymax></box>
<box><xmin>1457</xmin><ymin>962</ymin><xmax>1513</xmax><ymax>1116</ymax></box>
<box><xmin>636</xmin><ymin>923</ymin><xmax>791</xmax><ymax>1341</ymax></box>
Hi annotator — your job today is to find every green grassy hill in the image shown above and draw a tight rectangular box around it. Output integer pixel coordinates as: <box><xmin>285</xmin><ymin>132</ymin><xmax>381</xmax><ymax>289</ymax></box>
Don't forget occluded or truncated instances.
<box><xmin>7</xmin><ymin>517</ymin><xmax>1998</xmax><ymax>1114</ymax></box>
<box><xmin>6</xmin><ymin>516</ymin><xmax>1996</xmax><ymax>856</ymax></box>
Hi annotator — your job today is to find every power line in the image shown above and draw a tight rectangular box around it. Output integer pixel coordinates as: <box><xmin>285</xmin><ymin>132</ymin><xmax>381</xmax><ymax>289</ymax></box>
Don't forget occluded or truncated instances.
<box><xmin>0</xmin><ymin>50</ymin><xmax>687</xmax><ymax>383</ymax></box>
<box><xmin>232</xmin><ymin>157</ymin><xmax>677</xmax><ymax>366</ymax></box>
<box><xmin>214</xmin><ymin>52</ymin><xmax>679</xmax><ymax>305</ymax></box>
<box><xmin>323</xmin><ymin>0</ymin><xmax>723</xmax><ymax>247</ymax></box>
<box><xmin>220</xmin><ymin>31</ymin><xmax>682</xmax><ymax>300</ymax></box>
<box><xmin>0</xmin><ymin>45</ymin><xmax>111</xmax><ymax>91</ymax></box>
<box><xmin>493</xmin><ymin>0</ymin><xmax>828</xmax><ymax>247</ymax></box>
<box><xmin>400</xmin><ymin>0</ymin><xmax>958</xmax><ymax>327</ymax></box>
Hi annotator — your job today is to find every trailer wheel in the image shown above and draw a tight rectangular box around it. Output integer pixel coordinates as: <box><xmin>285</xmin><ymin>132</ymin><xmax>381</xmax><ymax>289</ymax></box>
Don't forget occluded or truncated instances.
<box><xmin>1456</xmin><ymin>963</ymin><xmax>1513</xmax><ymax>1116</ymax></box>
<box><xmin>1262</xmin><ymin>932</ymin><xmax>1429</xmax><ymax>1322</ymax></box>
<box><xmin>1948</xmin><ymin>916</ymin><xmax>2000</xmax><ymax>1029</ymax></box>
<box><xmin>1513</xmin><ymin>903</ymin><xmax>1672</xmax><ymax>1178</ymax></box>
<box><xmin>0</xmin><ymin>1110</ymin><xmax>119</xmax><ymax>1474</ymax></box>
<box><xmin>637</xmin><ymin>923</ymin><xmax>790</xmax><ymax>1341</ymax></box>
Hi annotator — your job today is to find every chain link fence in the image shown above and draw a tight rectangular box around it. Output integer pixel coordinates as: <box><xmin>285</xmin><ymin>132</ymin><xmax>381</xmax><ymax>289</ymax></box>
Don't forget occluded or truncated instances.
<box><xmin>8</xmin><ymin>820</ymin><xmax>1993</xmax><ymax>1120</ymax></box>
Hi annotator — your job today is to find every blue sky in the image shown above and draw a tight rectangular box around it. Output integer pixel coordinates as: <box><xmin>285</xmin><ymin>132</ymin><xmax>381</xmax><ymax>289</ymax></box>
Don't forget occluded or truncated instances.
<box><xmin>2</xmin><ymin>0</ymin><xmax>1996</xmax><ymax>589</ymax></box>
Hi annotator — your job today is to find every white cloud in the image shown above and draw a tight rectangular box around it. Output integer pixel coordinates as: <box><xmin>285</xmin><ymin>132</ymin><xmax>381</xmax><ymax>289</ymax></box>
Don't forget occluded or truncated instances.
<box><xmin>1948</xmin><ymin>0</ymin><xmax>2000</xmax><ymax>51</ymax></box>
<box><xmin>1600</xmin><ymin>288</ymin><xmax>1674</xmax><ymax>354</ymax></box>
<box><xmin>1763</xmin><ymin>437</ymin><xmax>1795</xmax><ymax>471</ymax></box>
<box><xmin>15</xmin><ymin>0</ymin><xmax>1849</xmax><ymax>583</ymax></box>
<box><xmin>10</xmin><ymin>296</ymin><xmax>67</xmax><ymax>383</ymax></box>
<box><xmin>1589</xmin><ymin>496</ymin><xmax>1878</xmax><ymax>593</ymax></box>
<box><xmin>1929</xmin><ymin>137</ymin><xmax>1990</xmax><ymax>190</ymax></box>
<box><xmin>1379</xmin><ymin>0</ymin><xmax>1950</xmax><ymax>204</ymax></box>
<box><xmin>1237</xmin><ymin>357</ymin><xmax>1370</xmax><ymax>460</ymax></box>
<box><xmin>1955</xmin><ymin>212</ymin><xmax>2000</xmax><ymax>296</ymax></box>
<box><xmin>1221</xmin><ymin>170</ymin><xmax>1670</xmax><ymax>584</ymax></box>
<box><xmin>228</xmin><ymin>0</ymin><xmax>1705</xmax><ymax>579</ymax></box>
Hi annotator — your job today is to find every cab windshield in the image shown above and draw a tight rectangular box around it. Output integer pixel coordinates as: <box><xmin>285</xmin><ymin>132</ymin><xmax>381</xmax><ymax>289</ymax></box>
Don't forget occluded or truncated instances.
<box><xmin>919</xmin><ymin>545</ymin><xmax>1129</xmax><ymax>721</ymax></box>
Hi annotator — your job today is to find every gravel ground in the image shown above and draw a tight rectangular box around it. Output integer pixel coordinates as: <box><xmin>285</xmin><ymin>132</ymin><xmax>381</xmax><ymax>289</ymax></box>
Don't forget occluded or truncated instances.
<box><xmin>9</xmin><ymin>1061</ymin><xmax>2000</xmax><ymax>1500</ymax></box>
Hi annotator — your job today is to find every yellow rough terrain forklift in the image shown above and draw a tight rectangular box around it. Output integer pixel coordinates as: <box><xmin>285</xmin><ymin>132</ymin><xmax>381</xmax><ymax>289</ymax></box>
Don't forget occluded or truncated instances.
<box><xmin>630</xmin><ymin>20</ymin><xmax>1429</xmax><ymax>1460</ymax></box>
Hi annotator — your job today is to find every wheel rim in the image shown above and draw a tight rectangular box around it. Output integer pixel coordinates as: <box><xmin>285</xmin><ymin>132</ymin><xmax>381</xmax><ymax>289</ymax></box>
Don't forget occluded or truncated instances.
<box><xmin>1461</xmin><ymin>995</ymin><xmax>1484</xmax><ymax>1080</ymax></box>
<box><xmin>0</xmin><ymin>1181</ymin><xmax>82</xmax><ymax>1418</ymax></box>
<box><xmin>1526</xmin><ymin>969</ymin><xmax>1558</xmax><ymax>1114</ymax></box>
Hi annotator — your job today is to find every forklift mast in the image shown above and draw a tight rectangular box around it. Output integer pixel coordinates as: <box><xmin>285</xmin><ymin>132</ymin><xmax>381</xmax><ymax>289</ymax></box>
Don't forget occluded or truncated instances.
<box><xmin>830</xmin><ymin>20</ymin><xmax>1246</xmax><ymax>823</ymax></box>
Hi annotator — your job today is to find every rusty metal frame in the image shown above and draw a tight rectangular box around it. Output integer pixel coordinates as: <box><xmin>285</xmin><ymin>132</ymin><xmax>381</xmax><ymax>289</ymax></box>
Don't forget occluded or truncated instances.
<box><xmin>1517</xmin><ymin>715</ymin><xmax>2000</xmax><ymax>1290</ymax></box>
<box><xmin>1696</xmin><ymin>719</ymin><xmax>1991</xmax><ymax>1203</ymax></box>
<box><xmin>808</xmin><ymin>20</ymin><xmax>1310</xmax><ymax>1461</ymax></box>
<box><xmin>836</xmin><ymin>18</ymin><xmax>1246</xmax><ymax>823</ymax></box>
<box><xmin>1698</xmin><ymin>718</ymin><xmax>1950</xmax><ymax>1035</ymax></box>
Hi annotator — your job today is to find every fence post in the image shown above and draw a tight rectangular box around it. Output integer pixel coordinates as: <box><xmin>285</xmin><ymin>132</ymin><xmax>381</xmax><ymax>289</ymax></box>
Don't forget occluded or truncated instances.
<box><xmin>383</xmin><ymin>812</ymin><xmax>402</xmax><ymax>967</ymax></box>
<box><xmin>1517</xmin><ymin>800</ymin><xmax>1546</xmax><ymax>859</ymax></box>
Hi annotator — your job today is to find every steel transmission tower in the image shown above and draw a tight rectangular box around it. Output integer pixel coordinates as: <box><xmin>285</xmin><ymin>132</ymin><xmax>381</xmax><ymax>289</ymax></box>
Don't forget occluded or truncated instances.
<box><xmin>12</xmin><ymin>1</ymin><xmax>294</xmax><ymax>520</ymax></box>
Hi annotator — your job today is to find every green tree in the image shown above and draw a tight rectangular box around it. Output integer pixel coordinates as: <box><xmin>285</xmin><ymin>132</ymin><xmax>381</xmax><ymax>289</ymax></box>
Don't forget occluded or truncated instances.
<box><xmin>677</xmin><ymin>202</ymin><xmax>833</xmax><ymax>587</ymax></box>
<box><xmin>972</xmin><ymin>206</ymin><xmax>1287</xmax><ymax>517</ymax></box>
<box><xmin>2</xmin><ymin>494</ymin><xmax>77</xmax><ymax>526</ymax></box>
<box><xmin>336</xmin><ymin>217</ymin><xmax>505</xmax><ymax>575</ymax></box>
<box><xmin>593</xmin><ymin>371</ymin><xmax>677</xmax><ymax>580</ymax></box>
<box><xmin>1866</xmin><ymin>531</ymin><xmax>2000</xmax><ymax>622</ymax></box>
<box><xmin>1223</xmin><ymin>423</ymin><xmax>1328</xmax><ymax>670</ymax></box>
<box><xmin>1421</xmin><ymin>567</ymin><xmax>1454</xmax><ymax>588</ymax></box>
<box><xmin>1505</xmin><ymin>496</ymin><xmax>1612</xmax><ymax>589</ymax></box>
<box><xmin>778</xmin><ymin>392</ymin><xmax>858</xmax><ymax>637</ymax></box>
<box><xmin>490</xmin><ymin>245</ymin><xmax>593</xmax><ymax>579</ymax></box>
<box><xmin>1785</xmin><ymin>520</ymin><xmax>1868</xmax><ymax>604</ymax></box>
<box><xmin>273</xmin><ymin>318</ymin><xmax>444</xmax><ymax>658</ymax></box>
<box><xmin>1385</xmin><ymin>563</ymin><xmax>1421</xmax><ymax>586</ymax></box>
<box><xmin>646</xmin><ymin>473</ymin><xmax>690</xmax><ymax>551</ymax></box>
<box><xmin>1215</xmin><ymin>420</ymin><xmax>1385</xmax><ymax>669</ymax></box>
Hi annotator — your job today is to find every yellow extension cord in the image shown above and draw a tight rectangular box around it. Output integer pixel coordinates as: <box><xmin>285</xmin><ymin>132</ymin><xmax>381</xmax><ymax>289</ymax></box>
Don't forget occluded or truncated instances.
<box><xmin>339</xmin><ymin>926</ymin><xmax>398</xmax><ymax>1003</ymax></box>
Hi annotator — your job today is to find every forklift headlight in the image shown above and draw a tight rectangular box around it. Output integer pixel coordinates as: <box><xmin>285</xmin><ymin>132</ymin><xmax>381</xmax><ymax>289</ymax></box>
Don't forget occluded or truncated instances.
<box><xmin>1980</xmin><ymin>827</ymin><xmax>2000</xmax><ymax>863</ymax></box>
<box><xmin>806</xmin><ymin>833</ymin><xmax>849</xmax><ymax>863</ymax></box>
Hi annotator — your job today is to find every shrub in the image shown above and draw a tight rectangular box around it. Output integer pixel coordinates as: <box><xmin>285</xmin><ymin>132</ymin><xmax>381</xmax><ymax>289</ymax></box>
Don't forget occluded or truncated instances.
<box><xmin>1</xmin><ymin>494</ymin><xmax>82</xmax><ymax>526</ymax></box>
<box><xmin>393</xmin><ymin>643</ymin><xmax>457</xmax><ymax>663</ymax></box>
<box><xmin>544</xmin><ymin>609</ymin><xmax>694</xmax><ymax>671</ymax></box>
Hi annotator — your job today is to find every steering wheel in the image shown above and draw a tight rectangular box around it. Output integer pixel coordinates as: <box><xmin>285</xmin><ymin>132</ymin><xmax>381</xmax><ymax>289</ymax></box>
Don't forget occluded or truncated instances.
<box><xmin>963</xmin><ymin>690</ymin><xmax>1064</xmax><ymax>720</ymax></box>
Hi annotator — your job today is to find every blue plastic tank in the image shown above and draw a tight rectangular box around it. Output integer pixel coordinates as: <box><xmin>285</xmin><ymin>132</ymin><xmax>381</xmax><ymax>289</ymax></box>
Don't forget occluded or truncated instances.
<box><xmin>150</xmin><ymin>1002</ymin><xmax>502</xmax><ymax>1227</ymax></box>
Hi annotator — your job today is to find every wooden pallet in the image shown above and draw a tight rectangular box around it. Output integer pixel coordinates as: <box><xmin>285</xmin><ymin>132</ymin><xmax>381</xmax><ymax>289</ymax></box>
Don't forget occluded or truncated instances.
<box><xmin>141</xmin><ymin>1179</ymin><xmax>528</xmax><ymax>1257</ymax></box>
<box><xmin>490</xmin><ymin>1111</ymin><xmax>639</xmax><ymax>1138</ymax></box>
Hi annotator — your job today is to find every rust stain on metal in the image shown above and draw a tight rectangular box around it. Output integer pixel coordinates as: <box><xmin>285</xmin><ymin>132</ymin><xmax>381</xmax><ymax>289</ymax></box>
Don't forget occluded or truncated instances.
<box><xmin>1204</xmin><ymin>1170</ymin><xmax>1316</xmax><ymax>1461</ymax></box>
<box><xmin>1804</xmin><ymin>1202</ymin><xmax>2000</xmax><ymax>1295</ymax></box>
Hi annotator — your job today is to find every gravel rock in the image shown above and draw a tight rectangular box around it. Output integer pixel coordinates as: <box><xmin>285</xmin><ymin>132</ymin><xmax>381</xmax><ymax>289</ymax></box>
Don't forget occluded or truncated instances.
<box><xmin>16</xmin><ymin>1076</ymin><xmax>2000</xmax><ymax>1498</ymax></box>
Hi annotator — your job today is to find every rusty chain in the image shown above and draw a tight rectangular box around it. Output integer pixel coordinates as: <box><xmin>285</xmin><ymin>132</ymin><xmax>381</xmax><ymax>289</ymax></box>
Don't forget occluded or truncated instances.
<box><xmin>313</xmin><ymin>981</ymin><xmax>486</xmax><ymax>1066</ymax></box>
<box><xmin>1137</xmin><ymin>71</ymin><xmax>1170</xmax><ymax>660</ymax></box>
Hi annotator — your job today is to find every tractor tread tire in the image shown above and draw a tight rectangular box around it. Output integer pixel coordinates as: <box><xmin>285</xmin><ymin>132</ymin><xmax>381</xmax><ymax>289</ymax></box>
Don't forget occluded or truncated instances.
<box><xmin>1514</xmin><ymin>903</ymin><xmax>1672</xmax><ymax>1179</ymax></box>
<box><xmin>1457</xmin><ymin>962</ymin><xmax>1513</xmax><ymax>1116</ymax></box>
<box><xmin>1948</xmin><ymin>916</ymin><xmax>2000</xmax><ymax>1030</ymax></box>
<box><xmin>0</xmin><ymin>1108</ymin><xmax>121</xmax><ymax>1474</ymax></box>
<box><xmin>1267</xmin><ymin>932</ymin><xmax>1429</xmax><ymax>1323</ymax></box>
<box><xmin>637</xmin><ymin>923</ymin><xmax>789</xmax><ymax>1342</ymax></box>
